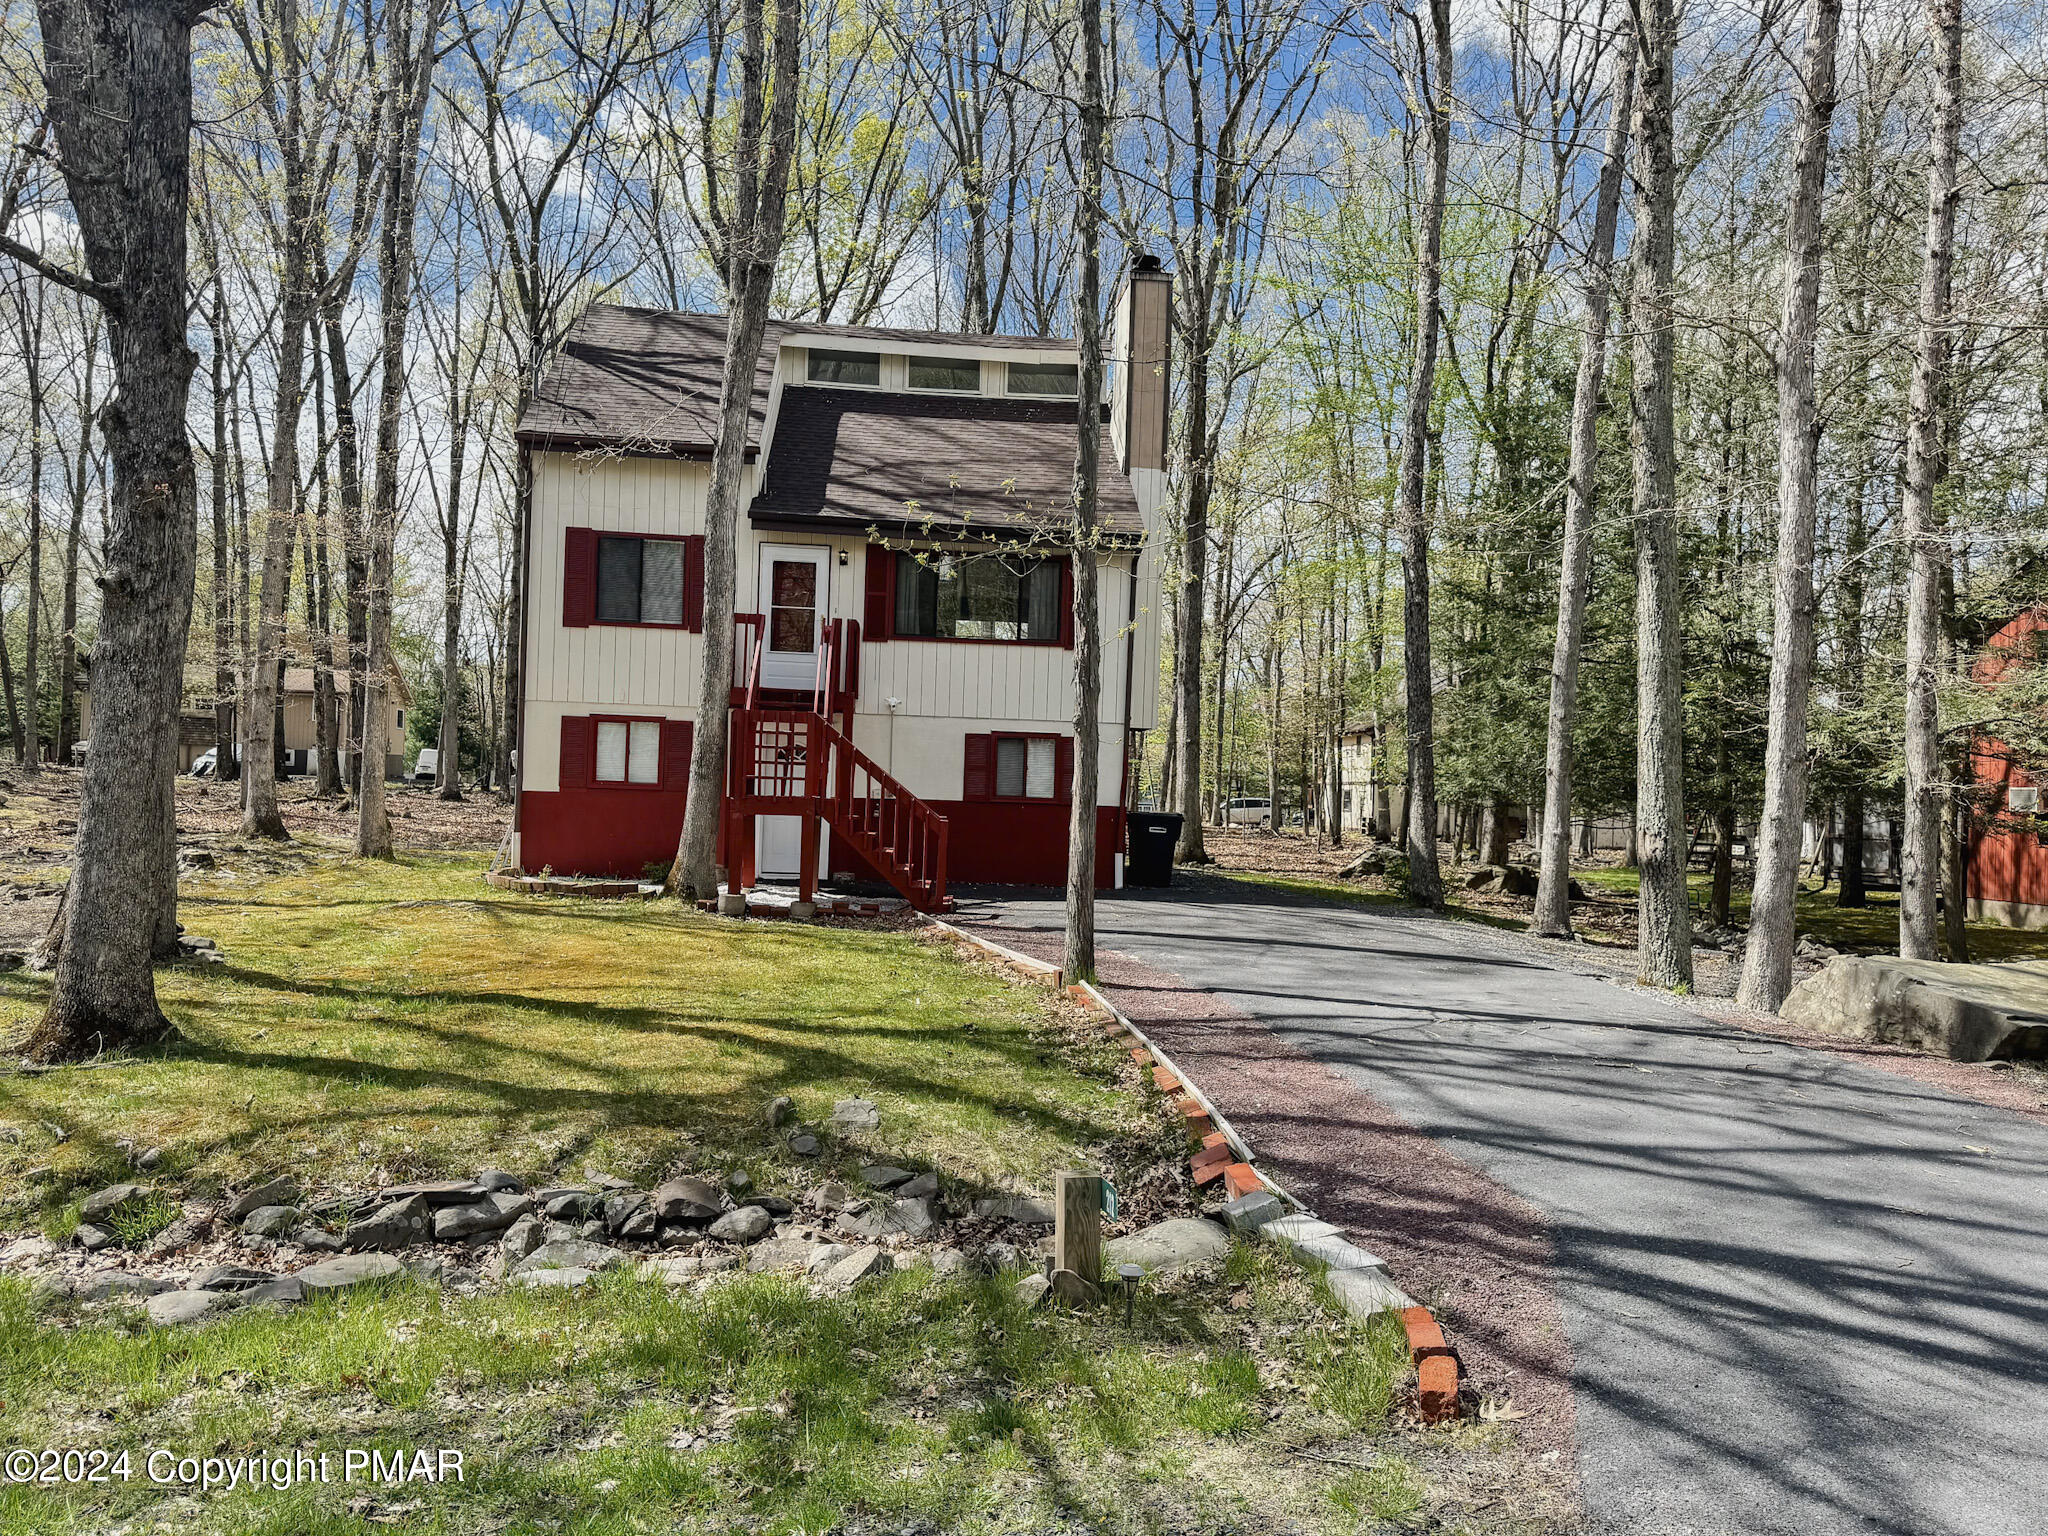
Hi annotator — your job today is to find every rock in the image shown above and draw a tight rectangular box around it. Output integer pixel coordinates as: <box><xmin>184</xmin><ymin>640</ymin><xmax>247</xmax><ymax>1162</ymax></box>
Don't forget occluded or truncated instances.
<box><xmin>499</xmin><ymin>1215</ymin><xmax>547</xmax><ymax>1264</ymax></box>
<box><xmin>1104</xmin><ymin>1218</ymin><xmax>1232</xmax><ymax>1279</ymax></box>
<box><xmin>1222</xmin><ymin>1191</ymin><xmax>1287</xmax><ymax>1235</ymax></box>
<box><xmin>295</xmin><ymin>1226</ymin><xmax>345</xmax><ymax>1253</ymax></box>
<box><xmin>375</xmin><ymin>1179</ymin><xmax>484</xmax><ymax>1206</ymax></box>
<box><xmin>755</xmin><ymin>1195</ymin><xmax>795</xmax><ymax>1217</ymax></box>
<box><xmin>297</xmin><ymin>1253</ymin><xmax>405</xmax><ymax>1292</ymax></box>
<box><xmin>191</xmin><ymin>1264</ymin><xmax>278</xmax><ymax>1292</ymax></box>
<box><xmin>828</xmin><ymin>1098</ymin><xmax>880</xmax><ymax>1134</ymax></box>
<box><xmin>766</xmin><ymin>1095</ymin><xmax>796</xmax><ymax>1128</ymax></box>
<box><xmin>475</xmin><ymin>1170</ymin><xmax>524</xmax><ymax>1193</ymax></box>
<box><xmin>699</xmin><ymin>1251</ymin><xmax>741</xmax><ymax>1274</ymax></box>
<box><xmin>80</xmin><ymin>1183</ymin><xmax>148</xmax><ymax>1224</ymax></box>
<box><xmin>930</xmin><ymin>1247</ymin><xmax>967</xmax><ymax>1277</ymax></box>
<box><xmin>708</xmin><ymin>1206</ymin><xmax>773</xmax><ymax>1243</ymax></box>
<box><xmin>576</xmin><ymin>1219</ymin><xmax>607</xmax><ymax>1241</ymax></box>
<box><xmin>726</xmin><ymin>1171</ymin><xmax>751</xmax><ymax>1193</ymax></box>
<box><xmin>636</xmin><ymin>1256</ymin><xmax>702</xmax><ymax>1285</ymax></box>
<box><xmin>977</xmin><ymin>1241</ymin><xmax>1022</xmax><ymax>1273</ymax></box>
<box><xmin>803</xmin><ymin>1243</ymin><xmax>854</xmax><ymax>1275</ymax></box>
<box><xmin>540</xmin><ymin>1190</ymin><xmax>600</xmax><ymax>1220</ymax></box>
<box><xmin>807</xmin><ymin>1181</ymin><xmax>856</xmax><ymax>1213</ymax></box>
<box><xmin>240</xmin><ymin>1205</ymin><xmax>302</xmax><ymax>1238</ymax></box>
<box><xmin>1463</xmin><ymin>864</ymin><xmax>1540</xmax><ymax>897</ymax></box>
<box><xmin>514</xmin><ymin>1266</ymin><xmax>596</xmax><ymax>1289</ymax></box>
<box><xmin>514</xmin><ymin>1240</ymin><xmax>627</xmax><ymax>1275</ymax></box>
<box><xmin>973</xmin><ymin>1196</ymin><xmax>1054</xmax><ymax>1227</ymax></box>
<box><xmin>72</xmin><ymin>1224</ymin><xmax>116</xmax><ymax>1252</ymax></box>
<box><xmin>746</xmin><ymin>1237</ymin><xmax>822</xmax><ymax>1273</ymax></box>
<box><xmin>603</xmin><ymin>1192</ymin><xmax>654</xmax><ymax>1237</ymax></box>
<box><xmin>0</xmin><ymin>1235</ymin><xmax>56</xmax><ymax>1267</ymax></box>
<box><xmin>136</xmin><ymin>1148</ymin><xmax>164</xmax><ymax>1171</ymax></box>
<box><xmin>406</xmin><ymin>1258</ymin><xmax>448</xmax><ymax>1286</ymax></box>
<box><xmin>236</xmin><ymin>1276</ymin><xmax>307</xmax><ymax>1308</ymax></box>
<box><xmin>1782</xmin><ymin>956</ymin><xmax>2048</xmax><ymax>1062</ymax></box>
<box><xmin>226</xmin><ymin>1177</ymin><xmax>301</xmax><ymax>1221</ymax></box>
<box><xmin>1048</xmin><ymin>1268</ymin><xmax>1098</xmax><ymax>1306</ymax></box>
<box><xmin>860</xmin><ymin>1165</ymin><xmax>914</xmax><ymax>1190</ymax></box>
<box><xmin>347</xmin><ymin>1194</ymin><xmax>431</xmax><ymax>1251</ymax></box>
<box><xmin>146</xmin><ymin>1290</ymin><xmax>228</xmax><ymax>1326</ymax></box>
<box><xmin>787</xmin><ymin>1131</ymin><xmax>821</xmax><ymax>1158</ymax></box>
<box><xmin>650</xmin><ymin>1177</ymin><xmax>723</xmax><ymax>1224</ymax></box>
<box><xmin>76</xmin><ymin>1271</ymin><xmax>169</xmax><ymax>1300</ymax></box>
<box><xmin>433</xmin><ymin>1191</ymin><xmax>533</xmax><ymax>1241</ymax></box>
<box><xmin>897</xmin><ymin>1172</ymin><xmax>939</xmax><ymax>1200</ymax></box>
<box><xmin>816</xmin><ymin>1245</ymin><xmax>892</xmax><ymax>1293</ymax></box>
<box><xmin>1015</xmin><ymin>1274</ymin><xmax>1051</xmax><ymax>1309</ymax></box>
<box><xmin>834</xmin><ymin>1197</ymin><xmax>935</xmax><ymax>1242</ymax></box>
<box><xmin>588</xmin><ymin>1173</ymin><xmax>635</xmax><ymax>1191</ymax></box>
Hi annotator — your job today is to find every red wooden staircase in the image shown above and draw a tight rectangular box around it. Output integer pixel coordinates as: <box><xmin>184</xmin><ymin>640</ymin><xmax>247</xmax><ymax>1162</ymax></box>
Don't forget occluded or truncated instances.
<box><xmin>720</xmin><ymin>614</ymin><xmax>951</xmax><ymax>912</ymax></box>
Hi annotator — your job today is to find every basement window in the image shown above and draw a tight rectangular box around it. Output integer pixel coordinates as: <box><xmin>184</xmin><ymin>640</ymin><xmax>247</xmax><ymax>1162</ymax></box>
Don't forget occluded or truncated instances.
<box><xmin>594</xmin><ymin>719</ymin><xmax>660</xmax><ymax>785</ymax></box>
<box><xmin>996</xmin><ymin>736</ymin><xmax>1057</xmax><ymax>800</ymax></box>
<box><xmin>894</xmin><ymin>551</ymin><xmax>1060</xmax><ymax>642</ymax></box>
<box><xmin>908</xmin><ymin>357</ymin><xmax>981</xmax><ymax>392</ymax></box>
<box><xmin>807</xmin><ymin>349</ymin><xmax>880</xmax><ymax>386</ymax></box>
<box><xmin>1007</xmin><ymin>362</ymin><xmax>1078</xmax><ymax>397</ymax></box>
<box><xmin>597</xmin><ymin>536</ymin><xmax>685</xmax><ymax>625</ymax></box>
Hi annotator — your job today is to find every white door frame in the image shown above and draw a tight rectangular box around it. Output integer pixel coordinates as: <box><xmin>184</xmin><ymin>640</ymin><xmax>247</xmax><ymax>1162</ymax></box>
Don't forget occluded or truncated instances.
<box><xmin>756</xmin><ymin>543</ymin><xmax>830</xmax><ymax>693</ymax></box>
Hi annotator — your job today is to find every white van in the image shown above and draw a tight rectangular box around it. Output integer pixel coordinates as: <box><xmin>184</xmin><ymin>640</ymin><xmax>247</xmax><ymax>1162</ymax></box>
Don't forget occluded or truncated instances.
<box><xmin>1221</xmin><ymin>796</ymin><xmax>1272</xmax><ymax>827</ymax></box>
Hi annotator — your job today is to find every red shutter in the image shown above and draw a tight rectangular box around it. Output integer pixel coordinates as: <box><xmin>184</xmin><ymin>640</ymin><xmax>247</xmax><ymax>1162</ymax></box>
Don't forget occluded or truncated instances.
<box><xmin>559</xmin><ymin>715</ymin><xmax>593</xmax><ymax>790</ymax></box>
<box><xmin>682</xmin><ymin>535</ymin><xmax>706</xmax><ymax>632</ymax></box>
<box><xmin>864</xmin><ymin>544</ymin><xmax>893</xmax><ymax>641</ymax></box>
<box><xmin>841</xmin><ymin>620</ymin><xmax>861</xmax><ymax>709</ymax></box>
<box><xmin>1058</xmin><ymin>556</ymin><xmax>1075</xmax><ymax>648</ymax></box>
<box><xmin>563</xmin><ymin>528</ymin><xmax>597</xmax><ymax>626</ymax></box>
<box><xmin>1055</xmin><ymin>735</ymin><xmax>1075</xmax><ymax>802</ymax></box>
<box><xmin>660</xmin><ymin>717</ymin><xmax>694</xmax><ymax>793</ymax></box>
<box><xmin>963</xmin><ymin>733</ymin><xmax>993</xmax><ymax>801</ymax></box>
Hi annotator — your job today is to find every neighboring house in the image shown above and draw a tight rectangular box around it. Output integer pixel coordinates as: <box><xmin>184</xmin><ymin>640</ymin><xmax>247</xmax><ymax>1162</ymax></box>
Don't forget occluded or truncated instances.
<box><xmin>508</xmin><ymin>258</ymin><xmax>1173</xmax><ymax>907</ymax></box>
<box><xmin>84</xmin><ymin>668</ymin><xmax>411</xmax><ymax>780</ymax></box>
<box><xmin>1968</xmin><ymin>608</ymin><xmax>2047</xmax><ymax>928</ymax></box>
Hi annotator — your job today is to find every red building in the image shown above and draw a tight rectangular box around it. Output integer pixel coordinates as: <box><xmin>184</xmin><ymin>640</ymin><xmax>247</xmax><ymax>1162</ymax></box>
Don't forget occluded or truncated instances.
<box><xmin>1968</xmin><ymin>608</ymin><xmax>2047</xmax><ymax>929</ymax></box>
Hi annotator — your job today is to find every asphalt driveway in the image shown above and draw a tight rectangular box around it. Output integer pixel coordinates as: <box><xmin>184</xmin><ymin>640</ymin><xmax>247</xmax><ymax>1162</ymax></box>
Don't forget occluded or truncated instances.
<box><xmin>960</xmin><ymin>879</ymin><xmax>2048</xmax><ymax>1536</ymax></box>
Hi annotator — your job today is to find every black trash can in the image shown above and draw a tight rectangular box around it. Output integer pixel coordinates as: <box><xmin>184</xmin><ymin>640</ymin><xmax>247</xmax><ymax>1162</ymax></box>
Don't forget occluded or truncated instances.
<box><xmin>1125</xmin><ymin>811</ymin><xmax>1183</xmax><ymax>888</ymax></box>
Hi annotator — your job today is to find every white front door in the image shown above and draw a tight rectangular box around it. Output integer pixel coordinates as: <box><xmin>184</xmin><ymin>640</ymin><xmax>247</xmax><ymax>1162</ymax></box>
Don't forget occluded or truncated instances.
<box><xmin>756</xmin><ymin>544</ymin><xmax>830</xmax><ymax>692</ymax></box>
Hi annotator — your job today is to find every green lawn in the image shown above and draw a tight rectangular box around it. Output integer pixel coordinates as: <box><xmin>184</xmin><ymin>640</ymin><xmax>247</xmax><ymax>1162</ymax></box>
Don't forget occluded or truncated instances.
<box><xmin>0</xmin><ymin>852</ymin><xmax>1559</xmax><ymax>1534</ymax></box>
<box><xmin>1</xmin><ymin>854</ymin><xmax>1160</xmax><ymax>1224</ymax></box>
<box><xmin>1573</xmin><ymin>868</ymin><xmax>2048</xmax><ymax>962</ymax></box>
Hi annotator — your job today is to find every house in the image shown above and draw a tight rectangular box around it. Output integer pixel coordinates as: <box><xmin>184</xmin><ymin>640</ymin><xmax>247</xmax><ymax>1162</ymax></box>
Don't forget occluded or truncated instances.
<box><xmin>507</xmin><ymin>258</ymin><xmax>1172</xmax><ymax>906</ymax></box>
<box><xmin>84</xmin><ymin>668</ymin><xmax>411</xmax><ymax>779</ymax></box>
<box><xmin>1967</xmin><ymin>608</ymin><xmax>2047</xmax><ymax>928</ymax></box>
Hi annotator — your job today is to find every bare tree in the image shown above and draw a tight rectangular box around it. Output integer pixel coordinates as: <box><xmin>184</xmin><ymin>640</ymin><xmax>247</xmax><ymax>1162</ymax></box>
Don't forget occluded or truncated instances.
<box><xmin>2</xmin><ymin>0</ymin><xmax>202</xmax><ymax>1058</ymax></box>
<box><xmin>1898</xmin><ymin>0</ymin><xmax>1963</xmax><ymax>962</ymax></box>
<box><xmin>1535</xmin><ymin>26</ymin><xmax>1636</xmax><ymax>939</ymax></box>
<box><xmin>1626</xmin><ymin>0</ymin><xmax>1691</xmax><ymax>989</ymax></box>
<box><xmin>5</xmin><ymin>268</ymin><xmax>45</xmax><ymax>772</ymax></box>
<box><xmin>1737</xmin><ymin>0</ymin><xmax>1843</xmax><ymax>1011</ymax></box>
<box><xmin>358</xmin><ymin>0</ymin><xmax>447</xmax><ymax>857</ymax></box>
<box><xmin>1394</xmin><ymin>0</ymin><xmax>1452</xmax><ymax>909</ymax></box>
<box><xmin>1062</xmin><ymin>0</ymin><xmax>1108</xmax><ymax>981</ymax></box>
<box><xmin>672</xmin><ymin>0</ymin><xmax>801</xmax><ymax>899</ymax></box>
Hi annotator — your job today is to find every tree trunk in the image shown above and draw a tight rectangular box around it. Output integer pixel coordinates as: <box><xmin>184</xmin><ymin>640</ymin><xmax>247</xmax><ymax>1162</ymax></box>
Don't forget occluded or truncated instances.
<box><xmin>1397</xmin><ymin>0</ymin><xmax>1453</xmax><ymax>910</ymax></box>
<box><xmin>1535</xmin><ymin>33</ymin><xmax>1635</xmax><ymax>937</ymax></box>
<box><xmin>1899</xmin><ymin>0</ymin><xmax>1963</xmax><ymax>962</ymax></box>
<box><xmin>20</xmin><ymin>0</ymin><xmax>202</xmax><ymax>1060</ymax></box>
<box><xmin>1062</xmin><ymin>0</ymin><xmax>1106</xmax><ymax>983</ymax></box>
<box><xmin>674</xmin><ymin>0</ymin><xmax>802</xmax><ymax>898</ymax></box>
<box><xmin>207</xmin><ymin>276</ymin><xmax>237</xmax><ymax>782</ymax></box>
<box><xmin>1737</xmin><ymin>0</ymin><xmax>1842</xmax><ymax>1012</ymax></box>
<box><xmin>19</xmin><ymin>284</ymin><xmax>43</xmax><ymax>773</ymax></box>
<box><xmin>1627</xmin><ymin>0</ymin><xmax>1692</xmax><ymax>989</ymax></box>
<box><xmin>438</xmin><ymin>400</ymin><xmax>468</xmax><ymax>800</ymax></box>
<box><xmin>358</xmin><ymin>0</ymin><xmax>441</xmax><ymax>859</ymax></box>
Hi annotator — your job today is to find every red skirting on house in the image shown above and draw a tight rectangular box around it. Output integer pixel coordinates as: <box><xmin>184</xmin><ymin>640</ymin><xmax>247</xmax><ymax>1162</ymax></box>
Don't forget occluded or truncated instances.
<box><xmin>519</xmin><ymin>789</ymin><xmax>1125</xmax><ymax>889</ymax></box>
<box><xmin>519</xmin><ymin>788</ymin><xmax>688</xmax><ymax>880</ymax></box>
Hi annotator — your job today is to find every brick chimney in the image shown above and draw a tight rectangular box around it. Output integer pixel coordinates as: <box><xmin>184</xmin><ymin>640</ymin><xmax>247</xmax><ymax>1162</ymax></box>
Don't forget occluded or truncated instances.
<box><xmin>1110</xmin><ymin>251</ymin><xmax>1171</xmax><ymax>475</ymax></box>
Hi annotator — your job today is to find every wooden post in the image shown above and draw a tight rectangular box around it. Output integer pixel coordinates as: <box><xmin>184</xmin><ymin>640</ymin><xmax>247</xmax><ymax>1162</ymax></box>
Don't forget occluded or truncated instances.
<box><xmin>1054</xmin><ymin>1168</ymin><xmax>1104</xmax><ymax>1298</ymax></box>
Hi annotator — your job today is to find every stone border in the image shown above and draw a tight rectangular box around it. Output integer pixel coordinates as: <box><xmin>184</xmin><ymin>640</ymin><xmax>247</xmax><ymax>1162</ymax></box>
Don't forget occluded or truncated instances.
<box><xmin>925</xmin><ymin>917</ymin><xmax>1467</xmax><ymax>1424</ymax></box>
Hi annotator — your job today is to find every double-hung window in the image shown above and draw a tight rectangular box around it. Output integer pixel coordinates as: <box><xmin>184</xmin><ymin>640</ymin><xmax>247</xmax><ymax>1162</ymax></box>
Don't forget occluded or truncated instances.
<box><xmin>995</xmin><ymin>736</ymin><xmax>1057</xmax><ymax>800</ymax></box>
<box><xmin>594</xmin><ymin>718</ymin><xmax>662</xmax><ymax>786</ymax></box>
<box><xmin>597</xmin><ymin>536</ymin><xmax>685</xmax><ymax>625</ymax></box>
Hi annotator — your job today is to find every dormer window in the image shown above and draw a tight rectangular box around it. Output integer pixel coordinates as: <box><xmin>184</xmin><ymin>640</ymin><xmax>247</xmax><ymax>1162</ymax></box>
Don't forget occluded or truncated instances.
<box><xmin>1007</xmin><ymin>362</ymin><xmax>1078</xmax><ymax>398</ymax></box>
<box><xmin>908</xmin><ymin>357</ymin><xmax>981</xmax><ymax>393</ymax></box>
<box><xmin>808</xmin><ymin>349</ymin><xmax>880</xmax><ymax>386</ymax></box>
